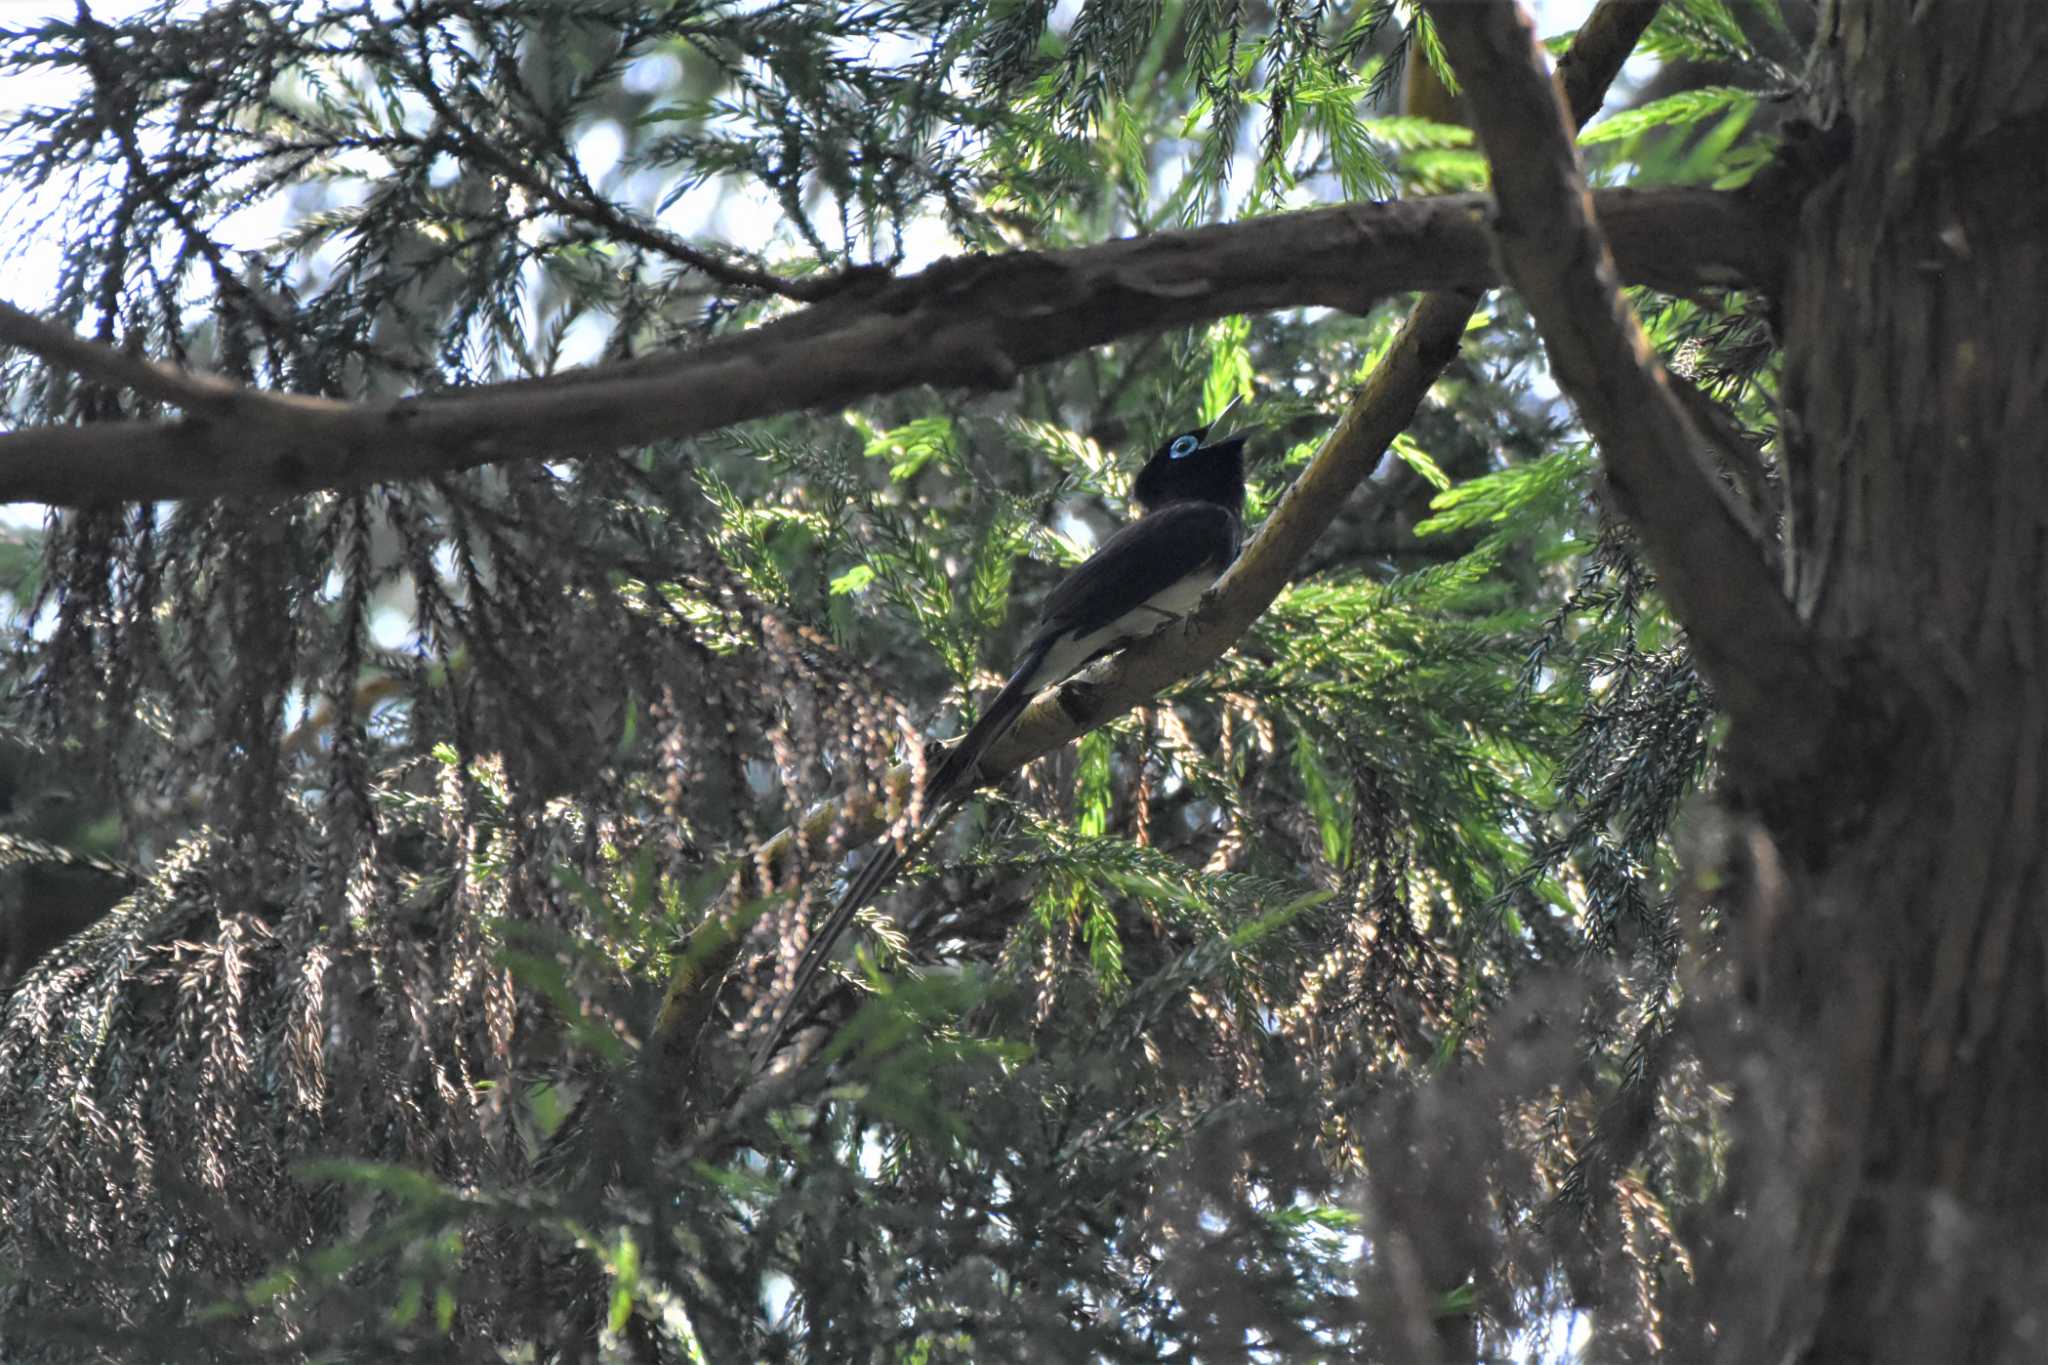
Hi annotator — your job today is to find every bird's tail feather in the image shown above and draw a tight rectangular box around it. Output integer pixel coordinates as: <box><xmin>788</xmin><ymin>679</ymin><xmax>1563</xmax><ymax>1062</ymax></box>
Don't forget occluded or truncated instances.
<box><xmin>749</xmin><ymin>805</ymin><xmax>942</xmax><ymax>1074</ymax></box>
<box><xmin>921</xmin><ymin>640</ymin><xmax>1049</xmax><ymax>807</ymax></box>
<box><xmin>749</xmin><ymin>642</ymin><xmax>1049</xmax><ymax>1075</ymax></box>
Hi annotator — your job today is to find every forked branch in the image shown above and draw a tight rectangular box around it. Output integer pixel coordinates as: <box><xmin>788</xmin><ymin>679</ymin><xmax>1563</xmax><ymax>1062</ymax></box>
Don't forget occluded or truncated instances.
<box><xmin>658</xmin><ymin>0</ymin><xmax>1671</xmax><ymax>1081</ymax></box>
<box><xmin>1422</xmin><ymin>0</ymin><xmax>1838</xmax><ymax>784</ymax></box>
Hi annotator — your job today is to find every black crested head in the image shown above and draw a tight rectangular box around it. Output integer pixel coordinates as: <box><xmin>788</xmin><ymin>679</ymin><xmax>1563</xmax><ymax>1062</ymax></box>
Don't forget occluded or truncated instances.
<box><xmin>1132</xmin><ymin>425</ymin><xmax>1248</xmax><ymax>515</ymax></box>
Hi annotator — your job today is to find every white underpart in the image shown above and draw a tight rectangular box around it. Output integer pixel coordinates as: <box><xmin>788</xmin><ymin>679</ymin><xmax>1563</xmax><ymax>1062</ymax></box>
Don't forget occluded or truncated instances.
<box><xmin>1031</xmin><ymin>569</ymin><xmax>1219</xmax><ymax>691</ymax></box>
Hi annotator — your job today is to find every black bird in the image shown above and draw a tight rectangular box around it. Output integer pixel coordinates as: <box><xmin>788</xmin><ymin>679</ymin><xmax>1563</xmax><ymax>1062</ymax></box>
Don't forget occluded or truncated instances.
<box><xmin>752</xmin><ymin>421</ymin><xmax>1249</xmax><ymax>1071</ymax></box>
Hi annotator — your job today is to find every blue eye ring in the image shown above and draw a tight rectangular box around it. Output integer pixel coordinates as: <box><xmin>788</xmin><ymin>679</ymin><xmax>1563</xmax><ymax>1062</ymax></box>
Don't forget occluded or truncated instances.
<box><xmin>1169</xmin><ymin>434</ymin><xmax>1200</xmax><ymax>459</ymax></box>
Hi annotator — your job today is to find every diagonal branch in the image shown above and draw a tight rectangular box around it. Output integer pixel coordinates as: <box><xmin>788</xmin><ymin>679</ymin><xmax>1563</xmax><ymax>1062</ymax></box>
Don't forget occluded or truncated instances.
<box><xmin>0</xmin><ymin>302</ymin><xmax>246</xmax><ymax>416</ymax></box>
<box><xmin>0</xmin><ymin>181</ymin><xmax>1777</xmax><ymax>507</ymax></box>
<box><xmin>1665</xmin><ymin>367</ymin><xmax>1781</xmax><ymax>543</ymax></box>
<box><xmin>651</xmin><ymin>0</ymin><xmax>1671</xmax><ymax>1081</ymax></box>
<box><xmin>1421</xmin><ymin>0</ymin><xmax>1839</xmax><ymax>785</ymax></box>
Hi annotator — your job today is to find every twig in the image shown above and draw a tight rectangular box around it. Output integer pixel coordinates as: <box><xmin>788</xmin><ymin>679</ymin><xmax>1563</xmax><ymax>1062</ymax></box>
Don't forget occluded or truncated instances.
<box><xmin>402</xmin><ymin>28</ymin><xmax>872</xmax><ymax>305</ymax></box>
<box><xmin>1665</xmin><ymin>367</ymin><xmax>1780</xmax><ymax>542</ymax></box>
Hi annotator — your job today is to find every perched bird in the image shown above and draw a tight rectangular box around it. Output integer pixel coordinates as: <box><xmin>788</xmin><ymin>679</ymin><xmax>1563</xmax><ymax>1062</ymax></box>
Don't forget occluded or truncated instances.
<box><xmin>752</xmin><ymin>420</ymin><xmax>1250</xmax><ymax>1071</ymax></box>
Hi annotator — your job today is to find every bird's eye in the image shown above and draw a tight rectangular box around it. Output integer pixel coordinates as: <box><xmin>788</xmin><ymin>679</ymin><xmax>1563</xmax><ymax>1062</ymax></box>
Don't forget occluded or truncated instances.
<box><xmin>1168</xmin><ymin>434</ymin><xmax>1200</xmax><ymax>459</ymax></box>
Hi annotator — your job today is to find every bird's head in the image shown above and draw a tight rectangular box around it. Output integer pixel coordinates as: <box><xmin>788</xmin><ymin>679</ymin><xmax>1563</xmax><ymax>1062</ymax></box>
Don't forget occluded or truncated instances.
<box><xmin>1132</xmin><ymin>424</ymin><xmax>1248</xmax><ymax>515</ymax></box>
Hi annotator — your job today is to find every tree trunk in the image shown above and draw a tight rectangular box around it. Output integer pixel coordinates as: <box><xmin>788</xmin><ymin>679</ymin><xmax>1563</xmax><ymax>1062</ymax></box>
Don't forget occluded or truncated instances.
<box><xmin>1722</xmin><ymin>4</ymin><xmax>2048</xmax><ymax>1359</ymax></box>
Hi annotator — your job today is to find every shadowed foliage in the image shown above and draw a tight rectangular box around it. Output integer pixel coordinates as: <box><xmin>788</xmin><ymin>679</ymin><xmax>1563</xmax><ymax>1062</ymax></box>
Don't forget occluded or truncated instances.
<box><xmin>11</xmin><ymin>0</ymin><xmax>2014</xmax><ymax>1361</ymax></box>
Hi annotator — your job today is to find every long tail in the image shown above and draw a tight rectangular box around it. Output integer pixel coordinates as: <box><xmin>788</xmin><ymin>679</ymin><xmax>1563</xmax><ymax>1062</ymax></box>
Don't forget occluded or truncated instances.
<box><xmin>749</xmin><ymin>643</ymin><xmax>1051</xmax><ymax>1073</ymax></box>
<box><xmin>749</xmin><ymin>819</ymin><xmax>925</xmax><ymax>1073</ymax></box>
<box><xmin>920</xmin><ymin>638</ymin><xmax>1049</xmax><ymax>809</ymax></box>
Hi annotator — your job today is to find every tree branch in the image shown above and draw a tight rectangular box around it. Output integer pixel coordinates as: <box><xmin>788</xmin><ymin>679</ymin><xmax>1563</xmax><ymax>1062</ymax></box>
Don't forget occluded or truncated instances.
<box><xmin>0</xmin><ymin>302</ymin><xmax>246</xmax><ymax>416</ymax></box>
<box><xmin>652</xmin><ymin>0</ymin><xmax>1672</xmax><ymax>1078</ymax></box>
<box><xmin>1421</xmin><ymin>0</ymin><xmax>1839</xmax><ymax>785</ymax></box>
<box><xmin>400</xmin><ymin>25</ymin><xmax>872</xmax><ymax>306</ymax></box>
<box><xmin>0</xmin><ymin>183</ymin><xmax>1778</xmax><ymax>507</ymax></box>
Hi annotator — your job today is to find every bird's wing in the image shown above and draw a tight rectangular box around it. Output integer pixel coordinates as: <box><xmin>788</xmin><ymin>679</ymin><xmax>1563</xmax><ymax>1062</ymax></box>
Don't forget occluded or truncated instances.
<box><xmin>748</xmin><ymin>502</ymin><xmax>1241</xmax><ymax>1075</ymax></box>
<box><xmin>1035</xmin><ymin>501</ymin><xmax>1239</xmax><ymax>639</ymax></box>
<box><xmin>925</xmin><ymin>503</ymin><xmax>1237</xmax><ymax>802</ymax></box>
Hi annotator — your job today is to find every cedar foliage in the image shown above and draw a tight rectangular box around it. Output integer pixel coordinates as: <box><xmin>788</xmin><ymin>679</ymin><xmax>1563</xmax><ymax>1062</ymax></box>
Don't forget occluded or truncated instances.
<box><xmin>0</xmin><ymin>1</ymin><xmax>1795</xmax><ymax>1359</ymax></box>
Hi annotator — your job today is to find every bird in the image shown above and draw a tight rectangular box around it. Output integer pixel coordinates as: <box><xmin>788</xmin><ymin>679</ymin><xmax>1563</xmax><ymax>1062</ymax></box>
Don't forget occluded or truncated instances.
<box><xmin>750</xmin><ymin>418</ymin><xmax>1250</xmax><ymax>1073</ymax></box>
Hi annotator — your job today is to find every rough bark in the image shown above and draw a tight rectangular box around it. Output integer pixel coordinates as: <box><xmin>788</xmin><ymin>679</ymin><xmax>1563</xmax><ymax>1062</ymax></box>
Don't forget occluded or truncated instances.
<box><xmin>1425</xmin><ymin>1</ymin><xmax>2048</xmax><ymax>1358</ymax></box>
<box><xmin>1720</xmin><ymin>4</ymin><xmax>2048</xmax><ymax>1360</ymax></box>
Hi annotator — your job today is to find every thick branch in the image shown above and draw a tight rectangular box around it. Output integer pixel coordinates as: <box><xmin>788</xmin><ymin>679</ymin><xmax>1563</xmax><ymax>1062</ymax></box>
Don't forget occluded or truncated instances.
<box><xmin>1422</xmin><ymin>0</ymin><xmax>1838</xmax><ymax>784</ymax></box>
<box><xmin>653</xmin><ymin>0</ymin><xmax>1670</xmax><ymax>1072</ymax></box>
<box><xmin>0</xmin><ymin>184</ymin><xmax>1776</xmax><ymax>506</ymax></box>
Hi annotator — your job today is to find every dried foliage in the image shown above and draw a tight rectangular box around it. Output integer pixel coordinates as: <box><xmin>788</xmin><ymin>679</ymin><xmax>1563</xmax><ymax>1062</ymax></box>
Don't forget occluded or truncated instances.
<box><xmin>0</xmin><ymin>0</ymin><xmax>1806</xmax><ymax>1360</ymax></box>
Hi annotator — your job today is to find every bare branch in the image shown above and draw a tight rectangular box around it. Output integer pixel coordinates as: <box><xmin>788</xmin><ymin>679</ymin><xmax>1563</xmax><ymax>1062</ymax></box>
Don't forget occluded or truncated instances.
<box><xmin>0</xmin><ymin>302</ymin><xmax>246</xmax><ymax>415</ymax></box>
<box><xmin>1421</xmin><ymin>0</ymin><xmax>1838</xmax><ymax>784</ymax></box>
<box><xmin>400</xmin><ymin>31</ymin><xmax>872</xmax><ymax>305</ymax></box>
<box><xmin>0</xmin><ymin>183</ymin><xmax>1777</xmax><ymax>507</ymax></box>
<box><xmin>1553</xmin><ymin>0</ymin><xmax>1665</xmax><ymax>126</ymax></box>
